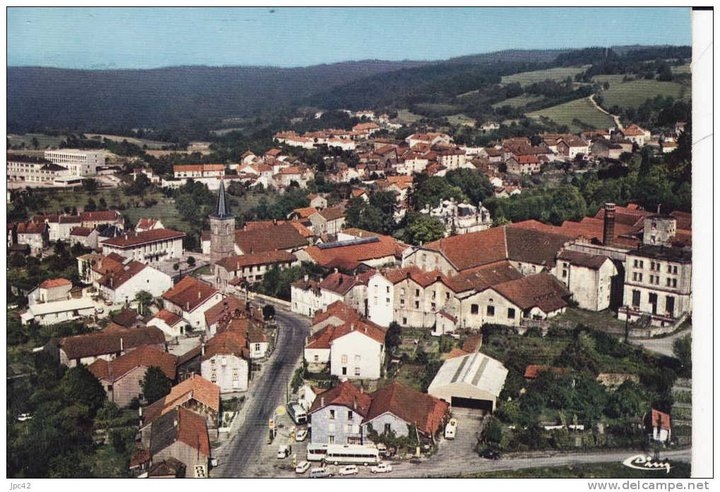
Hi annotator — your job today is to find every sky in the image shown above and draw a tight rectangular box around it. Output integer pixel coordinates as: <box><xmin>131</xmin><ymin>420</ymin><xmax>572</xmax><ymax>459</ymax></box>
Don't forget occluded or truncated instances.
<box><xmin>6</xmin><ymin>6</ymin><xmax>693</xmax><ymax>69</ymax></box>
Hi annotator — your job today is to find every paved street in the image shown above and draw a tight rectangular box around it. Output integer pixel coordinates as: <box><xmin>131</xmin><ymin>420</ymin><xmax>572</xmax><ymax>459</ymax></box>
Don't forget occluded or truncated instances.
<box><xmin>630</xmin><ymin>328</ymin><xmax>691</xmax><ymax>357</ymax></box>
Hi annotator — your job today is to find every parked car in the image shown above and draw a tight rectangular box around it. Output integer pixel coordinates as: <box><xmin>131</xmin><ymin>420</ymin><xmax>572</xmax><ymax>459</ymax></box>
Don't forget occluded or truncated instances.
<box><xmin>277</xmin><ymin>444</ymin><xmax>292</xmax><ymax>459</ymax></box>
<box><xmin>338</xmin><ymin>465</ymin><xmax>359</xmax><ymax>476</ymax></box>
<box><xmin>309</xmin><ymin>467</ymin><xmax>333</xmax><ymax>478</ymax></box>
<box><xmin>295</xmin><ymin>428</ymin><xmax>308</xmax><ymax>442</ymax></box>
<box><xmin>295</xmin><ymin>461</ymin><xmax>311</xmax><ymax>474</ymax></box>
<box><xmin>370</xmin><ymin>462</ymin><xmax>392</xmax><ymax>474</ymax></box>
<box><xmin>479</xmin><ymin>448</ymin><xmax>502</xmax><ymax>460</ymax></box>
<box><xmin>444</xmin><ymin>418</ymin><xmax>458</xmax><ymax>439</ymax></box>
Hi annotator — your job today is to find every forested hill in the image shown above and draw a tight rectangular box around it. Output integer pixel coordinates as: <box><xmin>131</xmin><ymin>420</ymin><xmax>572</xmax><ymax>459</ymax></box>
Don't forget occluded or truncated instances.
<box><xmin>7</xmin><ymin>45</ymin><xmax>690</xmax><ymax>134</ymax></box>
<box><xmin>7</xmin><ymin>60</ymin><xmax>428</xmax><ymax>133</ymax></box>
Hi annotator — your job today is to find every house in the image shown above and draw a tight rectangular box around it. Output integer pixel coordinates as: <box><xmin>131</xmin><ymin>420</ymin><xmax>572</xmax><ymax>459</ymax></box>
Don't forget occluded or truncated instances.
<box><xmin>234</xmin><ymin>221</ymin><xmax>308</xmax><ymax>255</ymax></box>
<box><xmin>147</xmin><ymin>309</ymin><xmax>187</xmax><ymax>340</ymax></box>
<box><xmin>291</xmin><ymin>271</ymin><xmax>370</xmax><ymax>318</ymax></box>
<box><xmin>214</xmin><ymin>251</ymin><xmax>298</xmax><ymax>290</ymax></box>
<box><xmin>363</xmin><ymin>382</ymin><xmax>449</xmax><ymax>444</ymax></box>
<box><xmin>308</xmin><ymin>381</ymin><xmax>373</xmax><ymax>445</ymax></box>
<box><xmin>145</xmin><ymin>407</ymin><xmax>211</xmax><ymax>478</ymax></box>
<box><xmin>97</xmin><ymin>260</ymin><xmax>173</xmax><ymax>306</ymax></box>
<box><xmin>111</xmin><ymin>308</ymin><xmax>145</xmax><ymax>330</ymax></box>
<box><xmin>88</xmin><ymin>345</ymin><xmax>177</xmax><ymax>407</ymax></box>
<box><xmin>141</xmin><ymin>373</ymin><xmax>221</xmax><ymax>437</ymax></box>
<box><xmin>506</xmin><ymin>154</ymin><xmax>541</xmax><ymax>174</ymax></box>
<box><xmin>554</xmin><ymin>249</ymin><xmax>618</xmax><ymax>311</ymax></box>
<box><xmin>427</xmin><ymin>351</ymin><xmax>508</xmax><ymax>412</ymax></box>
<box><xmin>649</xmin><ymin>408</ymin><xmax>671</xmax><ymax>443</ymax></box>
<box><xmin>28</xmin><ymin>278</ymin><xmax>73</xmax><ymax>305</ymax></box>
<box><xmin>21</xmin><ymin>297</ymin><xmax>97</xmax><ymax>326</ymax></box>
<box><xmin>297</xmin><ymin>234</ymin><xmax>405</xmax><ymax>270</ymax></box>
<box><xmin>618</xmin><ymin>245</ymin><xmax>692</xmax><ymax>327</ymax></box>
<box><xmin>219</xmin><ymin>317</ymin><xmax>271</xmax><ymax>360</ymax></box>
<box><xmin>69</xmin><ymin>226</ymin><xmax>100</xmax><ymax>250</ymax></box>
<box><xmin>136</xmin><ymin>218</ymin><xmax>165</xmax><ymax>232</ymax></box>
<box><xmin>620</xmin><ymin>124</ymin><xmax>651</xmax><ymax>146</ymax></box>
<box><xmin>173</xmin><ymin>163</ymin><xmax>226</xmax><ymax>179</ymax></box>
<box><xmin>55</xmin><ymin>326</ymin><xmax>166</xmax><ymax>367</ymax></box>
<box><xmin>308</xmin><ymin>193</ymin><xmax>328</xmax><ymax>210</ymax></box>
<box><xmin>272</xmin><ymin>165</ymin><xmax>314</xmax><ymax>189</ymax></box>
<box><xmin>101</xmin><ymin>229</ymin><xmax>186</xmax><ymax>264</ymax></box>
<box><xmin>308</xmin><ymin>207</ymin><xmax>346</xmax><ymax>236</ymax></box>
<box><xmin>202</xmin><ymin>295</ymin><xmax>253</xmax><ymax>338</ymax></box>
<box><xmin>81</xmin><ymin>210</ymin><xmax>124</xmax><ymax>230</ymax></box>
<box><xmin>49</xmin><ymin>215</ymin><xmax>81</xmax><ymax>242</ymax></box>
<box><xmin>304</xmin><ymin>317</ymin><xmax>386</xmax><ymax>380</ymax></box>
<box><xmin>162</xmin><ymin>276</ymin><xmax>223</xmax><ymax>332</ymax></box>
<box><xmin>200</xmin><ymin>330</ymin><xmax>250</xmax><ymax>393</ymax></box>
<box><xmin>16</xmin><ymin>220</ymin><xmax>48</xmax><ymax>255</ymax></box>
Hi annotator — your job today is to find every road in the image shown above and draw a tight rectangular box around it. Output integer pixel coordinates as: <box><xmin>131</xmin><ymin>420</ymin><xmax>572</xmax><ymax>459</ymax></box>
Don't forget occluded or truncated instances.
<box><xmin>589</xmin><ymin>94</ymin><xmax>623</xmax><ymax>130</ymax></box>
<box><xmin>630</xmin><ymin>328</ymin><xmax>690</xmax><ymax>358</ymax></box>
<box><xmin>214</xmin><ymin>308</ymin><xmax>310</xmax><ymax>477</ymax></box>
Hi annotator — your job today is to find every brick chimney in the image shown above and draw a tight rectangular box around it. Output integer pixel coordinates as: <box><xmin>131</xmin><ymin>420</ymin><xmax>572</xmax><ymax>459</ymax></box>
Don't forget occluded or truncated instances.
<box><xmin>603</xmin><ymin>203</ymin><xmax>616</xmax><ymax>246</ymax></box>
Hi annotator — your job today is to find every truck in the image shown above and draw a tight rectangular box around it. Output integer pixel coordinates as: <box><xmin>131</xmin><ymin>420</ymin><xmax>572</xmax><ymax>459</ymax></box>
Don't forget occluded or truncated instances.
<box><xmin>287</xmin><ymin>401</ymin><xmax>308</xmax><ymax>425</ymax></box>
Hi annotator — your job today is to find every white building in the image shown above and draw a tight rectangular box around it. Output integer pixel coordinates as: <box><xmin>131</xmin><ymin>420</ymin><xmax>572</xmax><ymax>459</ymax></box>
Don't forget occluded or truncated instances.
<box><xmin>21</xmin><ymin>297</ymin><xmax>96</xmax><ymax>326</ymax></box>
<box><xmin>7</xmin><ymin>155</ymin><xmax>70</xmax><ymax>185</ymax></box>
<box><xmin>97</xmin><ymin>260</ymin><xmax>173</xmax><ymax>305</ymax></box>
<box><xmin>427</xmin><ymin>351</ymin><xmax>508</xmax><ymax>412</ymax></box>
<box><xmin>101</xmin><ymin>229</ymin><xmax>185</xmax><ymax>264</ymax></box>
<box><xmin>201</xmin><ymin>332</ymin><xmax>249</xmax><ymax>393</ymax></box>
<box><xmin>44</xmin><ymin>149</ymin><xmax>105</xmax><ymax>177</ymax></box>
<box><xmin>162</xmin><ymin>276</ymin><xmax>223</xmax><ymax>332</ymax></box>
<box><xmin>553</xmin><ymin>250</ymin><xmax>617</xmax><ymax>311</ymax></box>
<box><xmin>147</xmin><ymin>309</ymin><xmax>187</xmax><ymax>340</ymax></box>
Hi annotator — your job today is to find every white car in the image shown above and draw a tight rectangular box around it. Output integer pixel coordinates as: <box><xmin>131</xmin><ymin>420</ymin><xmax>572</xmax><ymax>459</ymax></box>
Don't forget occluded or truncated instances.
<box><xmin>370</xmin><ymin>462</ymin><xmax>392</xmax><ymax>474</ymax></box>
<box><xmin>295</xmin><ymin>461</ymin><xmax>311</xmax><ymax>474</ymax></box>
<box><xmin>295</xmin><ymin>428</ymin><xmax>308</xmax><ymax>442</ymax></box>
<box><xmin>338</xmin><ymin>465</ymin><xmax>359</xmax><ymax>476</ymax></box>
<box><xmin>445</xmin><ymin>418</ymin><xmax>458</xmax><ymax>439</ymax></box>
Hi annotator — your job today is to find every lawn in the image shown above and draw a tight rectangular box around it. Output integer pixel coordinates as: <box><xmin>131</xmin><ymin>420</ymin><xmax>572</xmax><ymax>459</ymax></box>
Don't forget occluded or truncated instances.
<box><xmin>599</xmin><ymin>79</ymin><xmax>690</xmax><ymax>109</ymax></box>
<box><xmin>501</xmin><ymin>65</ymin><xmax>591</xmax><ymax>86</ymax></box>
<box><xmin>8</xmin><ymin>133</ymin><xmax>67</xmax><ymax>149</ymax></box>
<box><xmin>395</xmin><ymin>109</ymin><xmax>424</xmax><ymax>124</ymax></box>
<box><xmin>462</xmin><ymin>461</ymin><xmax>691</xmax><ymax>479</ymax></box>
<box><xmin>84</xmin><ymin>133</ymin><xmax>175</xmax><ymax>150</ymax></box>
<box><xmin>446</xmin><ymin>114</ymin><xmax>477</xmax><ymax>127</ymax></box>
<box><xmin>491</xmin><ymin>94</ymin><xmax>545</xmax><ymax>109</ymax></box>
<box><xmin>526</xmin><ymin>97</ymin><xmax>615</xmax><ymax>132</ymax></box>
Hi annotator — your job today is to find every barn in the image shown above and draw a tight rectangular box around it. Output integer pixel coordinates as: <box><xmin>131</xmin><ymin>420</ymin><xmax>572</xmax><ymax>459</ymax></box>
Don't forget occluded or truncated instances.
<box><xmin>427</xmin><ymin>352</ymin><xmax>508</xmax><ymax>412</ymax></box>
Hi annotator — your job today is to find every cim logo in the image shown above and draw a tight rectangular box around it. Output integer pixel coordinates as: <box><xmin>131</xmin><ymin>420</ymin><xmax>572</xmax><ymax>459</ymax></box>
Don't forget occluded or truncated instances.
<box><xmin>622</xmin><ymin>455</ymin><xmax>672</xmax><ymax>474</ymax></box>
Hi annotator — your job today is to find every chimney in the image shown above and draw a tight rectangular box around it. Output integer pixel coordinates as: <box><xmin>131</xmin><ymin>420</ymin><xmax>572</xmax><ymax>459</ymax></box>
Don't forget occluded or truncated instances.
<box><xmin>321</xmin><ymin>396</ymin><xmax>325</xmax><ymax>407</ymax></box>
<box><xmin>350</xmin><ymin>323</ymin><xmax>355</xmax><ymax>331</ymax></box>
<box><xmin>120</xmin><ymin>337</ymin><xmax>124</xmax><ymax>352</ymax></box>
<box><xmin>186</xmin><ymin>301</ymin><xmax>190</xmax><ymax>311</ymax></box>
<box><xmin>602</xmin><ymin>203</ymin><xmax>616</xmax><ymax>246</ymax></box>
<box><xmin>198</xmin><ymin>291</ymin><xmax>201</xmax><ymax>299</ymax></box>
<box><xmin>201</xmin><ymin>343</ymin><xmax>205</xmax><ymax>356</ymax></box>
<box><xmin>138</xmin><ymin>406</ymin><xmax>143</xmax><ymax>418</ymax></box>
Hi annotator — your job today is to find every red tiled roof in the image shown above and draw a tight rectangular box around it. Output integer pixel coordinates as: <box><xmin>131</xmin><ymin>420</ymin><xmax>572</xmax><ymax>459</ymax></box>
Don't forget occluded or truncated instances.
<box><xmin>317</xmin><ymin>207</ymin><xmax>345</xmax><ymax>221</ymax></box>
<box><xmin>447</xmin><ymin>261</ymin><xmax>523</xmax><ymax>293</ymax></box>
<box><xmin>235</xmin><ymin>222</ymin><xmax>307</xmax><ymax>253</ymax></box>
<box><xmin>219</xmin><ymin>317</ymin><xmax>268</xmax><ymax>344</ymax></box>
<box><xmin>651</xmin><ymin>408</ymin><xmax>671</xmax><ymax>431</ymax></box>
<box><xmin>304</xmin><ymin>234</ymin><xmax>406</xmax><ymax>268</ymax></box>
<box><xmin>311</xmin><ymin>301</ymin><xmax>363</xmax><ymax>328</ymax></box>
<box><xmin>152</xmin><ymin>309</ymin><xmax>184</xmax><ymax>327</ymax></box>
<box><xmin>81</xmin><ymin>210</ymin><xmax>121</xmax><ymax>222</ymax></box>
<box><xmin>39</xmin><ymin>278</ymin><xmax>72</xmax><ymax>289</ymax></box>
<box><xmin>203</xmin><ymin>295</ymin><xmax>247</xmax><ymax>328</ymax></box>
<box><xmin>506</xmin><ymin>226</ymin><xmax>573</xmax><ymax>268</ymax></box>
<box><xmin>59</xmin><ymin>215</ymin><xmax>82</xmax><ymax>225</ymax></box>
<box><xmin>366</xmin><ymin>381</ymin><xmax>449</xmax><ymax>437</ymax></box>
<box><xmin>306</xmin><ymin>319</ymin><xmax>386</xmax><ymax>349</ymax></box>
<box><xmin>88</xmin><ymin>345</ymin><xmax>176</xmax><ymax>382</ymax></box>
<box><xmin>102</xmin><ymin>229</ymin><xmax>186</xmax><ymax>248</ymax></box>
<box><xmin>142</xmin><ymin>373</ymin><xmax>220</xmax><ymax>425</ymax></box>
<box><xmin>176</xmin><ymin>407</ymin><xmax>211</xmax><ymax>457</ymax></box>
<box><xmin>491</xmin><ymin>273</ymin><xmax>570</xmax><ymax>313</ymax></box>
<box><xmin>162</xmin><ymin>276</ymin><xmax>219</xmax><ymax>313</ymax></box>
<box><xmin>59</xmin><ymin>326</ymin><xmax>166</xmax><ymax>360</ymax></box>
<box><xmin>98</xmin><ymin>260</ymin><xmax>147</xmax><ymax>290</ymax></box>
<box><xmin>523</xmin><ymin>364</ymin><xmax>568</xmax><ymax>379</ymax></box>
<box><xmin>216</xmin><ymin>251</ymin><xmax>296</xmax><ymax>271</ymax></box>
<box><xmin>309</xmin><ymin>381</ymin><xmax>373</xmax><ymax>416</ymax></box>
<box><xmin>292</xmin><ymin>207</ymin><xmax>318</xmax><ymax>219</ymax></box>
<box><xmin>203</xmin><ymin>330</ymin><xmax>249</xmax><ymax>360</ymax></box>
<box><xmin>70</xmin><ymin>226</ymin><xmax>94</xmax><ymax>237</ymax></box>
<box><xmin>17</xmin><ymin>221</ymin><xmax>46</xmax><ymax>234</ymax></box>
<box><xmin>318</xmin><ymin>271</ymin><xmax>362</xmax><ymax>296</ymax></box>
<box><xmin>669</xmin><ymin>211</ymin><xmax>692</xmax><ymax>231</ymax></box>
<box><xmin>423</xmin><ymin>226</ymin><xmax>507</xmax><ymax>271</ymax></box>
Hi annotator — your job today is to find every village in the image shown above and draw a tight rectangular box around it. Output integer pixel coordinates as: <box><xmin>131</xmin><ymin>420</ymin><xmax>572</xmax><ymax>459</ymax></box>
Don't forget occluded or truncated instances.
<box><xmin>6</xmin><ymin>106</ymin><xmax>693</xmax><ymax>479</ymax></box>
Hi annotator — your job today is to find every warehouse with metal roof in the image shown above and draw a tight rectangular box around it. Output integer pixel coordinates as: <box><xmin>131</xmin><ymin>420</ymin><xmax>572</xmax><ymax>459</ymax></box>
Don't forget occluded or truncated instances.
<box><xmin>427</xmin><ymin>351</ymin><xmax>508</xmax><ymax>412</ymax></box>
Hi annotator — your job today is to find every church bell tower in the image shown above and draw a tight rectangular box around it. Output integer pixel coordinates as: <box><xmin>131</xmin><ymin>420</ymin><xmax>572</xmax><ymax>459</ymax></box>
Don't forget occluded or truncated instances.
<box><xmin>209</xmin><ymin>180</ymin><xmax>235</xmax><ymax>264</ymax></box>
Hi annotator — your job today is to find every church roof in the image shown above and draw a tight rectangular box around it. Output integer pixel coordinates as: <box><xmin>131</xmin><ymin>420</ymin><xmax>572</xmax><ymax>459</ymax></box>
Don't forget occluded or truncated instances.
<box><xmin>211</xmin><ymin>179</ymin><xmax>232</xmax><ymax>219</ymax></box>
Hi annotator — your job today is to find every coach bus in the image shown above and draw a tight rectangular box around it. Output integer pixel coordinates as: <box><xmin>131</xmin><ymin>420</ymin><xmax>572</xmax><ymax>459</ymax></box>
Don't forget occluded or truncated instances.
<box><xmin>325</xmin><ymin>444</ymin><xmax>380</xmax><ymax>466</ymax></box>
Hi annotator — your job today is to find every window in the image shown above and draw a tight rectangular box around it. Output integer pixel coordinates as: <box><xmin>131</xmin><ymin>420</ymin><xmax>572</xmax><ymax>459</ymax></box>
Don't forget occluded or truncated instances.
<box><xmin>354</xmin><ymin>355</ymin><xmax>361</xmax><ymax>362</ymax></box>
<box><xmin>507</xmin><ymin>308</ymin><xmax>516</xmax><ymax>319</ymax></box>
<box><xmin>667</xmin><ymin>265</ymin><xmax>672</xmax><ymax>274</ymax></box>
<box><xmin>486</xmin><ymin>305</ymin><xmax>495</xmax><ymax>316</ymax></box>
<box><xmin>431</xmin><ymin>302</ymin><xmax>436</xmax><ymax>311</ymax></box>
<box><xmin>470</xmin><ymin>304</ymin><xmax>479</xmax><ymax>315</ymax></box>
<box><xmin>386</xmin><ymin>298</ymin><xmax>390</xmax><ymax>304</ymax></box>
<box><xmin>386</xmin><ymin>286</ymin><xmax>390</xmax><ymax>293</ymax></box>
<box><xmin>346</xmin><ymin>424</ymin><xmax>353</xmax><ymax>433</ymax></box>
<box><xmin>446</xmin><ymin>292</ymin><xmax>450</xmax><ymax>300</ymax></box>
<box><xmin>400</xmin><ymin>288</ymin><xmax>405</xmax><ymax>296</ymax></box>
<box><xmin>384</xmin><ymin>423</ymin><xmax>392</xmax><ymax>434</ymax></box>
<box><xmin>665</xmin><ymin>296</ymin><xmax>675</xmax><ymax>314</ymax></box>
<box><xmin>329</xmin><ymin>435</ymin><xmax>335</xmax><ymax>444</ymax></box>
<box><xmin>342</xmin><ymin>367</ymin><xmax>347</xmax><ymax>375</ymax></box>
<box><xmin>402</xmin><ymin>317</ymin><xmax>407</xmax><ymax>325</ymax></box>
<box><xmin>562</xmin><ymin>269</ymin><xmax>568</xmax><ymax>278</ymax></box>
<box><xmin>400</xmin><ymin>299</ymin><xmax>405</xmax><ymax>306</ymax></box>
<box><xmin>414</xmin><ymin>301</ymin><xmax>420</xmax><ymax>309</ymax></box>
<box><xmin>631</xmin><ymin>290</ymin><xmax>641</xmax><ymax>307</ymax></box>
<box><xmin>341</xmin><ymin>354</ymin><xmax>348</xmax><ymax>364</ymax></box>
<box><xmin>348</xmin><ymin>411</ymin><xmax>353</xmax><ymax>420</ymax></box>
<box><xmin>415</xmin><ymin>289</ymin><xmax>420</xmax><ymax>297</ymax></box>
<box><xmin>254</xmin><ymin>343</ymin><xmax>261</xmax><ymax>351</ymax></box>
<box><xmin>330</xmin><ymin>410</ymin><xmax>335</xmax><ymax>420</ymax></box>
<box><xmin>671</xmin><ymin>278</ymin><xmax>677</xmax><ymax>288</ymax></box>
<box><xmin>432</xmin><ymin>291</ymin><xmax>436</xmax><ymax>299</ymax></box>
<box><xmin>313</xmin><ymin>355</ymin><xmax>319</xmax><ymax>362</ymax></box>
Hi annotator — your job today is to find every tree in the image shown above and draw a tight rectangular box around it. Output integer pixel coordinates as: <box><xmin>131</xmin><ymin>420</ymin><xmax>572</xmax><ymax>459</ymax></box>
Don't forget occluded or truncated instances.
<box><xmin>672</xmin><ymin>334</ymin><xmax>692</xmax><ymax>377</ymax></box>
<box><xmin>141</xmin><ymin>366</ymin><xmax>173</xmax><ymax>405</ymax></box>
<box><xmin>83</xmin><ymin>178</ymin><xmax>98</xmax><ymax>193</ymax></box>
<box><xmin>483</xmin><ymin>416</ymin><xmax>504</xmax><ymax>448</ymax></box>
<box><xmin>134</xmin><ymin>290</ymin><xmax>154</xmax><ymax>316</ymax></box>
<box><xmin>262</xmin><ymin>304</ymin><xmax>276</xmax><ymax>321</ymax></box>
<box><xmin>385</xmin><ymin>322</ymin><xmax>402</xmax><ymax>354</ymax></box>
<box><xmin>60</xmin><ymin>365</ymin><xmax>106</xmax><ymax>417</ymax></box>
<box><xmin>187</xmin><ymin>256</ymin><xmax>196</xmax><ymax>267</ymax></box>
<box><xmin>85</xmin><ymin>197</ymin><xmax>97</xmax><ymax>212</ymax></box>
<box><xmin>404</xmin><ymin>213</ymin><xmax>445</xmax><ymax>245</ymax></box>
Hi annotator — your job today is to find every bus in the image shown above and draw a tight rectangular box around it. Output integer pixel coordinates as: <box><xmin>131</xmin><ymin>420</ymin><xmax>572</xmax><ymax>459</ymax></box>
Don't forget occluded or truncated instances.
<box><xmin>325</xmin><ymin>444</ymin><xmax>380</xmax><ymax>466</ymax></box>
<box><xmin>306</xmin><ymin>443</ymin><xmax>328</xmax><ymax>462</ymax></box>
<box><xmin>287</xmin><ymin>401</ymin><xmax>308</xmax><ymax>425</ymax></box>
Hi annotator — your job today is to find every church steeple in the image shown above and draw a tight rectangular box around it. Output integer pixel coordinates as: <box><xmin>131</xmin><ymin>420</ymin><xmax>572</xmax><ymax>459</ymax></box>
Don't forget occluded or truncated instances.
<box><xmin>213</xmin><ymin>179</ymin><xmax>231</xmax><ymax>219</ymax></box>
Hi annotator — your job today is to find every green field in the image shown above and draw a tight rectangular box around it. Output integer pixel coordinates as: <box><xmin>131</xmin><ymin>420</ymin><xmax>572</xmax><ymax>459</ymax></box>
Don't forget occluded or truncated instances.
<box><xmin>395</xmin><ymin>109</ymin><xmax>424</xmax><ymax>124</ymax></box>
<box><xmin>491</xmin><ymin>94</ymin><xmax>545</xmax><ymax>109</ymax></box>
<box><xmin>671</xmin><ymin>64</ymin><xmax>692</xmax><ymax>74</ymax></box>
<box><xmin>501</xmin><ymin>65</ymin><xmax>591</xmax><ymax>86</ymax></box>
<box><xmin>84</xmin><ymin>133</ymin><xmax>174</xmax><ymax>150</ymax></box>
<box><xmin>463</xmin><ymin>461</ymin><xmax>691</xmax><ymax>479</ymax></box>
<box><xmin>526</xmin><ymin>97</ymin><xmax>615</xmax><ymax>132</ymax></box>
<box><xmin>446</xmin><ymin>114</ymin><xmax>477</xmax><ymax>127</ymax></box>
<box><xmin>7</xmin><ymin>133</ymin><xmax>67</xmax><ymax>149</ymax></box>
<box><xmin>599</xmin><ymin>79</ymin><xmax>690</xmax><ymax>109</ymax></box>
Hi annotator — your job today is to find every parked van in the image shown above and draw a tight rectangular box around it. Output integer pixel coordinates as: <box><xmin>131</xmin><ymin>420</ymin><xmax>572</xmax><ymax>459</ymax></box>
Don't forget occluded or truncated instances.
<box><xmin>445</xmin><ymin>418</ymin><xmax>458</xmax><ymax>439</ymax></box>
<box><xmin>309</xmin><ymin>467</ymin><xmax>333</xmax><ymax>478</ymax></box>
<box><xmin>287</xmin><ymin>401</ymin><xmax>308</xmax><ymax>425</ymax></box>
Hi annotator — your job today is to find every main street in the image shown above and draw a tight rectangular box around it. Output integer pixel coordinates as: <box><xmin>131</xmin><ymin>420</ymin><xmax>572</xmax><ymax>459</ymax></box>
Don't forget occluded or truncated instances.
<box><xmin>214</xmin><ymin>308</ymin><xmax>310</xmax><ymax>477</ymax></box>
